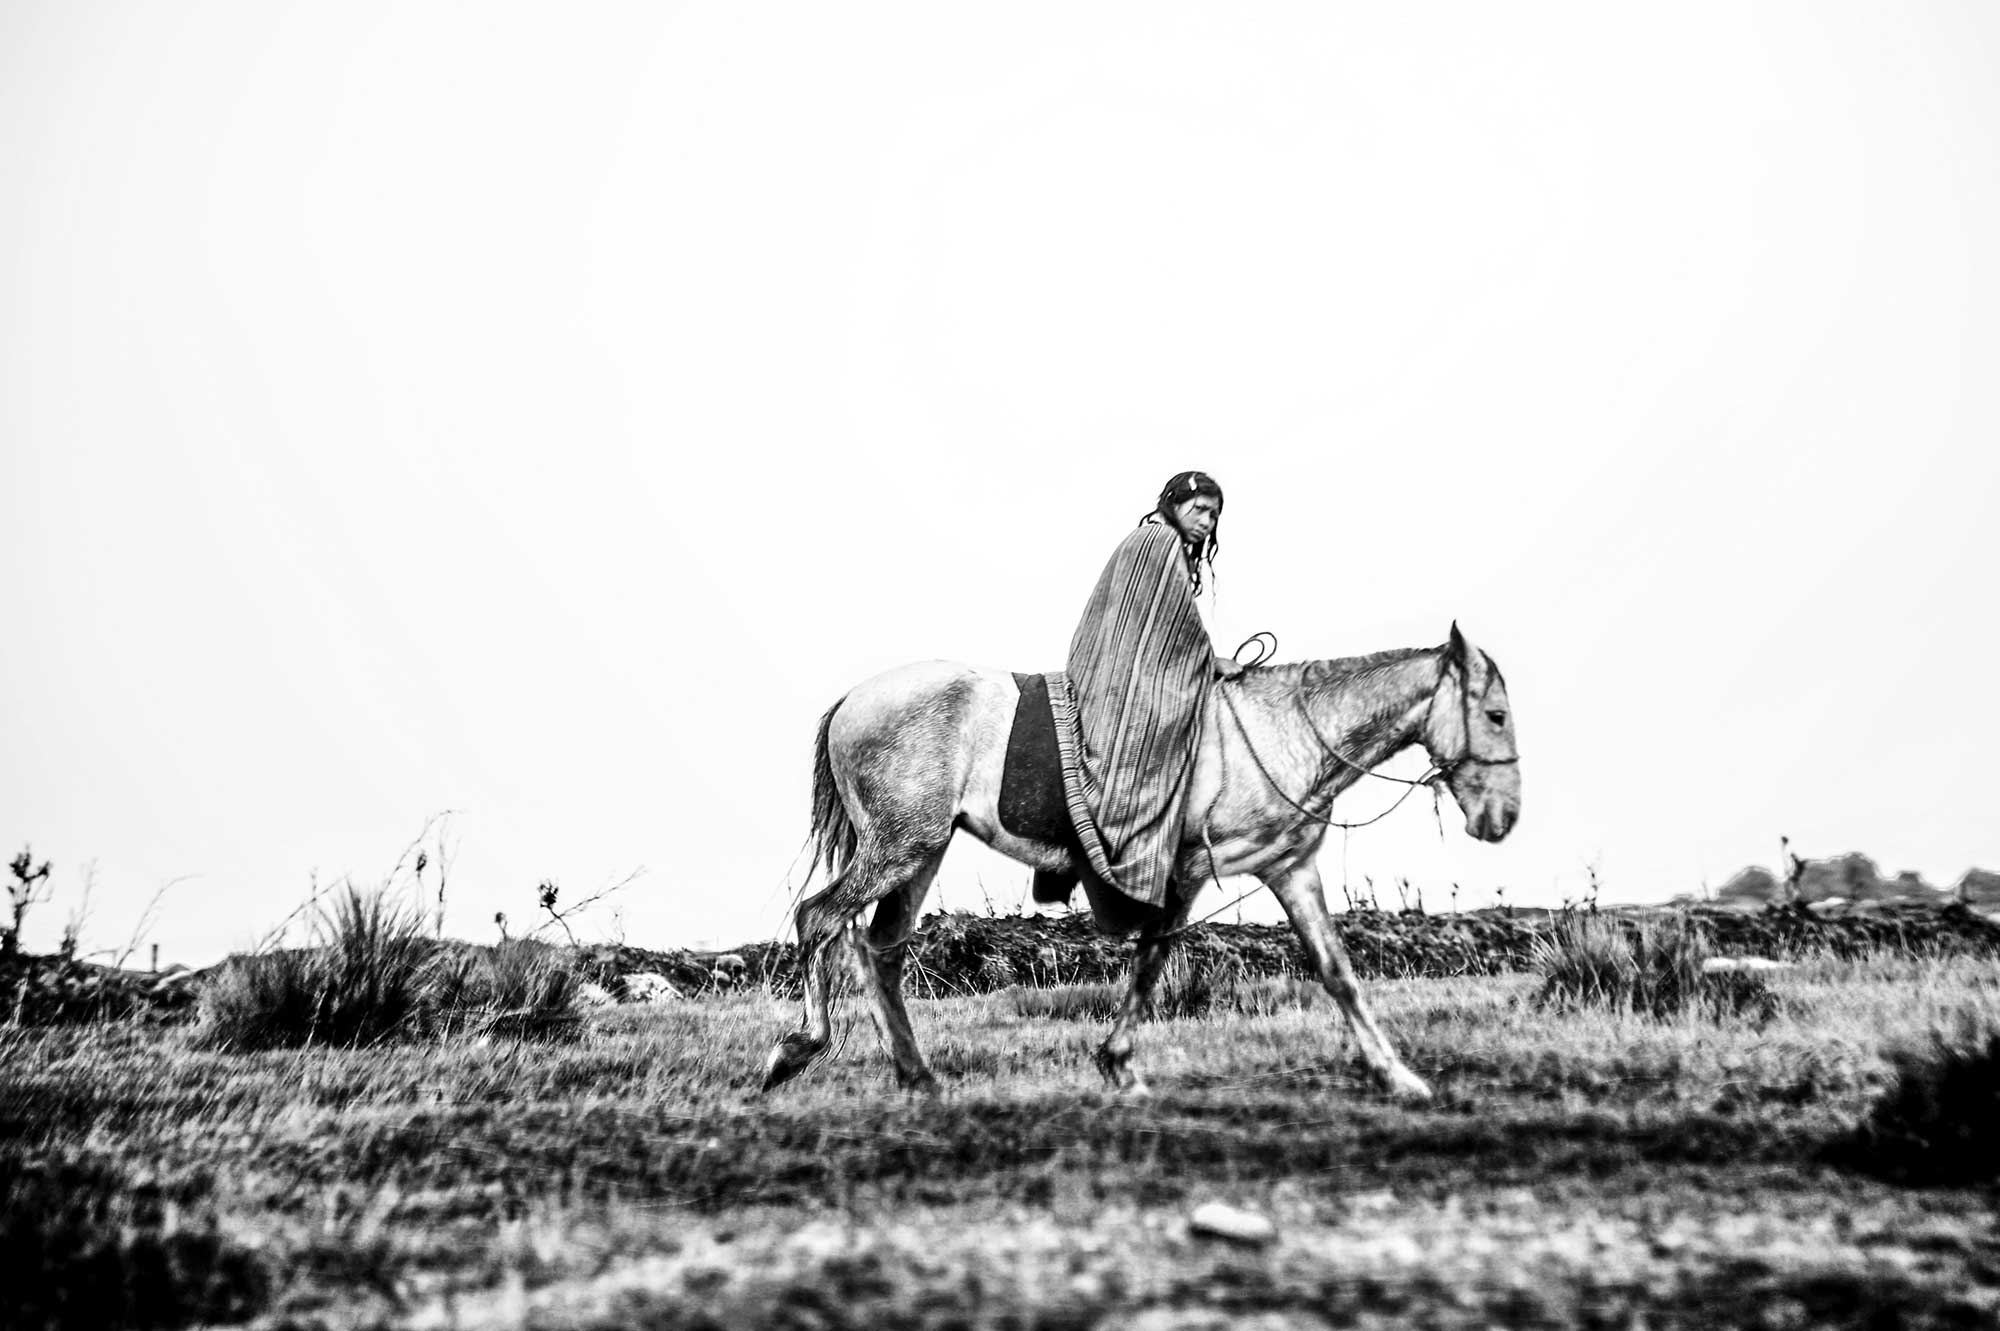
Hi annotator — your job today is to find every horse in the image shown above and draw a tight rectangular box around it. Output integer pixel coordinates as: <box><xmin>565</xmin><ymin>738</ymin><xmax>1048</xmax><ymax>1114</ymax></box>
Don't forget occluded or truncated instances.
<box><xmin>763</xmin><ymin>623</ymin><xmax>1520</xmax><ymax>1101</ymax></box>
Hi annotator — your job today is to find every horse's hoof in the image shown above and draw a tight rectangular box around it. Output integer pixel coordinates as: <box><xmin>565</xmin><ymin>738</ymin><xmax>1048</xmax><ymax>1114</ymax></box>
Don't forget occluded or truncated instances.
<box><xmin>1381</xmin><ymin>1064</ymin><xmax>1433</xmax><ymax>1103</ymax></box>
<box><xmin>1093</xmin><ymin>1043</ymin><xmax>1143</xmax><ymax>1094</ymax></box>
<box><xmin>759</xmin><ymin>1034</ymin><xmax>819</xmax><ymax>1094</ymax></box>
<box><xmin>897</xmin><ymin>1069</ymin><xmax>941</xmax><ymax>1097</ymax></box>
<box><xmin>758</xmin><ymin>1055</ymin><xmax>800</xmax><ymax>1095</ymax></box>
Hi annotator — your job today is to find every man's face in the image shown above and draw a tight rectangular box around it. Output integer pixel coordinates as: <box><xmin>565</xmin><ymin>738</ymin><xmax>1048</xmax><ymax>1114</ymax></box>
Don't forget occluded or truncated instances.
<box><xmin>1172</xmin><ymin>494</ymin><xmax>1220</xmax><ymax>544</ymax></box>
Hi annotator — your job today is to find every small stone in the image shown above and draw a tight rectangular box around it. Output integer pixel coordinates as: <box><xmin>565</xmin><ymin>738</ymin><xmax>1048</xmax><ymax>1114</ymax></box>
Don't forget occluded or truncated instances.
<box><xmin>1701</xmin><ymin>956</ymin><xmax>1793</xmax><ymax>973</ymax></box>
<box><xmin>623</xmin><ymin>972</ymin><xmax>681</xmax><ymax>1003</ymax></box>
<box><xmin>1188</xmin><ymin>1202</ymin><xmax>1277</xmax><ymax>1245</ymax></box>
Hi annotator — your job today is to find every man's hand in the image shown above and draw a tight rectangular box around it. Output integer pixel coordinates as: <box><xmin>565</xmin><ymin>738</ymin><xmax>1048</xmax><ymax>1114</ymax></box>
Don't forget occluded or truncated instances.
<box><xmin>1214</xmin><ymin>653</ymin><xmax>1246</xmax><ymax>681</ymax></box>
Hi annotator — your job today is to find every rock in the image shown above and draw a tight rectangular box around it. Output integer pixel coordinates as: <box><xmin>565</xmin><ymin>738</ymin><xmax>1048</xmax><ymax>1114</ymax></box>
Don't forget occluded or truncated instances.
<box><xmin>1702</xmin><ymin>956</ymin><xmax>1793</xmax><ymax>973</ymax></box>
<box><xmin>1188</xmin><ymin>1201</ymin><xmax>1277</xmax><ymax>1245</ymax></box>
<box><xmin>622</xmin><ymin>972</ymin><xmax>681</xmax><ymax>1003</ymax></box>
<box><xmin>150</xmin><ymin>963</ymin><xmax>215</xmax><ymax>995</ymax></box>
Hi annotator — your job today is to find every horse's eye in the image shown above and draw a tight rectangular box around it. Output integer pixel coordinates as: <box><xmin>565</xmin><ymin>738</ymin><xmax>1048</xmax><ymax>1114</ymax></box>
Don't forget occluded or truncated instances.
<box><xmin>1485</xmin><ymin>709</ymin><xmax>1507</xmax><ymax>726</ymax></box>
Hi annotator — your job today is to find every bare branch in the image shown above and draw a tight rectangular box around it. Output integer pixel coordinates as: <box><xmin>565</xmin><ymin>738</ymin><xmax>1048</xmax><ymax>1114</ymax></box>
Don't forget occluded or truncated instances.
<box><xmin>530</xmin><ymin>868</ymin><xmax>644</xmax><ymax>945</ymax></box>
<box><xmin>5</xmin><ymin>845</ymin><xmax>54</xmax><ymax>960</ymax></box>
<box><xmin>411</xmin><ymin>811</ymin><xmax>460</xmax><ymax>940</ymax></box>
<box><xmin>387</xmin><ymin>810</ymin><xmax>459</xmax><ymax>886</ymax></box>
<box><xmin>61</xmin><ymin>860</ymin><xmax>97</xmax><ymax>961</ymax></box>
<box><xmin>113</xmin><ymin>875</ymin><xmax>194</xmax><ymax>970</ymax></box>
<box><xmin>253</xmin><ymin>869</ymin><xmax>340</xmax><ymax>954</ymax></box>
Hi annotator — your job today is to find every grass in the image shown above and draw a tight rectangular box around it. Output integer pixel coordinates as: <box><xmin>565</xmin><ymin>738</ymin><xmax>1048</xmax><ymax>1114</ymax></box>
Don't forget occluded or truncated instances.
<box><xmin>1005</xmin><ymin>932</ymin><xmax>1322</xmax><ymax>1022</ymax></box>
<box><xmin>1531</xmin><ymin>908</ymin><xmax>1781</xmax><ymax>1021</ymax></box>
<box><xmin>1008</xmin><ymin>974</ymin><xmax>1322</xmax><ymax>1022</ymax></box>
<box><xmin>1838</xmin><ymin>1001</ymin><xmax>2000</xmax><ymax>1184</ymax></box>
<box><xmin>192</xmin><ymin>882</ymin><xmax>431</xmax><ymax>1049</ymax></box>
<box><xmin>192</xmin><ymin>885</ymin><xmax>588</xmax><ymax>1050</ymax></box>
<box><xmin>0</xmin><ymin>1157</ymin><xmax>272</xmax><ymax>1330</ymax></box>
<box><xmin>4</xmin><ymin>955</ymin><xmax>1999</xmax><ymax>1327</ymax></box>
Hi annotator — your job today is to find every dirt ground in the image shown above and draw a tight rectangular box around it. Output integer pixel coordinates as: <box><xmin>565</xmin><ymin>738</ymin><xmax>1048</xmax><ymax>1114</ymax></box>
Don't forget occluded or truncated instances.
<box><xmin>4</xmin><ymin>957</ymin><xmax>1999</xmax><ymax>1328</ymax></box>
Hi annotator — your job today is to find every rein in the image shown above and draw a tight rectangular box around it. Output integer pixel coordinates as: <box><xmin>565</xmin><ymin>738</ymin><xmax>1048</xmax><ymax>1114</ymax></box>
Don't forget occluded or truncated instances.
<box><xmin>1230</xmin><ymin>686</ymin><xmax>1438</xmax><ymax>829</ymax></box>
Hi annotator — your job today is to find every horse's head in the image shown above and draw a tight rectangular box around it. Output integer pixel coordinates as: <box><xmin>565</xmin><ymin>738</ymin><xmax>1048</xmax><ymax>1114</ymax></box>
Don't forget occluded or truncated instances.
<box><xmin>1422</xmin><ymin>623</ymin><xmax>1521</xmax><ymax>843</ymax></box>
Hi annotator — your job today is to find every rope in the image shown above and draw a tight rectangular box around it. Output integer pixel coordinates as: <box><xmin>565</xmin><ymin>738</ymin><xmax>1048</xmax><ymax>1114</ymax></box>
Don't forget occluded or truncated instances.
<box><xmin>1289</xmin><ymin>689</ymin><xmax>1437</xmax><ymax>789</ymax></box>
<box><xmin>1153</xmin><ymin>634</ymin><xmax>1439</xmax><ymax>943</ymax></box>
<box><xmin>1219</xmin><ymin>685</ymin><xmax>1439</xmax><ymax>832</ymax></box>
<box><xmin>1234</xmin><ymin>631</ymin><xmax>1279</xmax><ymax>668</ymax></box>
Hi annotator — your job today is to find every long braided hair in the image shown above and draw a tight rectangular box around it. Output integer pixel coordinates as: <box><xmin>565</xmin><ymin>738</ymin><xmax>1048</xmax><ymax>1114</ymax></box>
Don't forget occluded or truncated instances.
<box><xmin>1141</xmin><ymin>469</ymin><xmax>1223</xmax><ymax>595</ymax></box>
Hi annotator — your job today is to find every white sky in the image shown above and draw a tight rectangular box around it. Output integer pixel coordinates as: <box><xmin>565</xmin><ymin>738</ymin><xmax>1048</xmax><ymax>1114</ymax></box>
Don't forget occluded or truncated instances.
<box><xmin>4</xmin><ymin>2</ymin><xmax>1996</xmax><ymax>966</ymax></box>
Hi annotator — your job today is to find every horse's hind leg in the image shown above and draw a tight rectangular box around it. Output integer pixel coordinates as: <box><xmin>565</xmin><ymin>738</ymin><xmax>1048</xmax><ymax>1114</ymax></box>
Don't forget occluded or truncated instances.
<box><xmin>848</xmin><ymin>849</ymin><xmax>947</xmax><ymax>1092</ymax></box>
<box><xmin>1264</xmin><ymin>860</ymin><xmax>1431</xmax><ymax>1101</ymax></box>
<box><xmin>761</xmin><ymin>835</ymin><xmax>949</xmax><ymax>1093</ymax></box>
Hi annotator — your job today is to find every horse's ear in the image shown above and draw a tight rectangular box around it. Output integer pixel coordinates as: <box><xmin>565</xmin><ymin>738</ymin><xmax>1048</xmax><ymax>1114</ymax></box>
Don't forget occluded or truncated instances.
<box><xmin>1448</xmin><ymin>621</ymin><xmax>1469</xmax><ymax>668</ymax></box>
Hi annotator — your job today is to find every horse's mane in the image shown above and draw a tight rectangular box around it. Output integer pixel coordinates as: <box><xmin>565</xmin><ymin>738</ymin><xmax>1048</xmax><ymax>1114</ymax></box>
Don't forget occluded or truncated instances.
<box><xmin>1242</xmin><ymin>645</ymin><xmax>1439</xmax><ymax>698</ymax></box>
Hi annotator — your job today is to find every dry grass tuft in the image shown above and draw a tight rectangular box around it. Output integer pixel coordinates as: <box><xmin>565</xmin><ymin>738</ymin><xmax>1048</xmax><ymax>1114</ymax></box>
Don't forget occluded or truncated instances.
<box><xmin>194</xmin><ymin>883</ymin><xmax>430</xmax><ymax>1049</ymax></box>
<box><xmin>1532</xmin><ymin>911</ymin><xmax>1778</xmax><ymax>1022</ymax></box>
<box><xmin>193</xmin><ymin>886</ymin><xmax>587</xmax><ymax>1050</ymax></box>
<box><xmin>426</xmin><ymin>939</ymin><xmax>590</xmax><ymax>1041</ymax></box>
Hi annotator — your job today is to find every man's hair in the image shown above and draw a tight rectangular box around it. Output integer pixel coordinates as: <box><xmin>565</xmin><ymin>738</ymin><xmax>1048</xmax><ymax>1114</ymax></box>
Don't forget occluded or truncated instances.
<box><xmin>1141</xmin><ymin>470</ymin><xmax>1222</xmax><ymax>595</ymax></box>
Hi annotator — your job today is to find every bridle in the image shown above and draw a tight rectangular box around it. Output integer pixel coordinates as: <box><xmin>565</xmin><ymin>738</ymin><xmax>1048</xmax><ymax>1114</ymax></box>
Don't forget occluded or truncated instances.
<box><xmin>1420</xmin><ymin>649</ymin><xmax>1521</xmax><ymax>786</ymax></box>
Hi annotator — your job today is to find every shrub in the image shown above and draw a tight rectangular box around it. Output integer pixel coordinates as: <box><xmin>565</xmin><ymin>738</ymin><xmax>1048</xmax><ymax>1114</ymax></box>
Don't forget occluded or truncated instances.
<box><xmin>196</xmin><ymin>889</ymin><xmax>594</xmax><ymax>1051</ymax></box>
<box><xmin>194</xmin><ymin>882</ymin><xmax>432</xmax><ymax>1049</ymax></box>
<box><xmin>191</xmin><ymin>950</ymin><xmax>324</xmax><ymax>1050</ymax></box>
<box><xmin>314</xmin><ymin>882</ymin><xmax>431</xmax><ymax>1040</ymax></box>
<box><xmin>1840</xmin><ymin>1009</ymin><xmax>2000</xmax><ymax>1184</ymax></box>
<box><xmin>976</xmin><ymin>950</ymin><xmax>1019</xmax><ymax>990</ymax></box>
<box><xmin>1532</xmin><ymin>911</ymin><xmax>1777</xmax><ymax>1021</ymax></box>
<box><xmin>428</xmin><ymin>939</ymin><xmax>589</xmax><ymax>1042</ymax></box>
<box><xmin>1151</xmin><ymin>936</ymin><xmax>1251</xmax><ymax>1019</ymax></box>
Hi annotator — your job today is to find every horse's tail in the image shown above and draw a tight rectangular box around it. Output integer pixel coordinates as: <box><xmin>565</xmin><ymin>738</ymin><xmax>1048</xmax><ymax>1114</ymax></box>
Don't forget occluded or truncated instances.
<box><xmin>809</xmin><ymin>697</ymin><xmax>857</xmax><ymax>882</ymax></box>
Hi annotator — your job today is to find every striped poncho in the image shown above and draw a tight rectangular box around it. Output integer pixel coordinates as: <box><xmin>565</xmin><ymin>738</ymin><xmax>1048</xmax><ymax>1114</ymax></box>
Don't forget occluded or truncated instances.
<box><xmin>1048</xmin><ymin>519</ymin><xmax>1215</xmax><ymax>920</ymax></box>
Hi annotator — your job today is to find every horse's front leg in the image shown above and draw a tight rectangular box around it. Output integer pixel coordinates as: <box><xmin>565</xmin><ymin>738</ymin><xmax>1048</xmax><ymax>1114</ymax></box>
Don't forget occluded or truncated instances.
<box><xmin>1094</xmin><ymin>890</ymin><xmax>1200</xmax><ymax>1094</ymax></box>
<box><xmin>1263</xmin><ymin>860</ymin><xmax>1431</xmax><ymax>1101</ymax></box>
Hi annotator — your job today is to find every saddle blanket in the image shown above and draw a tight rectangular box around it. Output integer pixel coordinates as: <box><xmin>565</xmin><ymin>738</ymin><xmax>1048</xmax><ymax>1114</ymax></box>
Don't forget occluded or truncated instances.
<box><xmin>999</xmin><ymin>672</ymin><xmax>1075</xmax><ymax>849</ymax></box>
<box><xmin>1000</xmin><ymin>672</ymin><xmax>1160</xmax><ymax>932</ymax></box>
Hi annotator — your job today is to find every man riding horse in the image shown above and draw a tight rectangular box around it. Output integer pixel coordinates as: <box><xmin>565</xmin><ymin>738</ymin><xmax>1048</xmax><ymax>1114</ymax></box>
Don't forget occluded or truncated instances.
<box><xmin>1040</xmin><ymin>470</ymin><xmax>1246</xmax><ymax>932</ymax></box>
<box><xmin>761</xmin><ymin>465</ymin><xmax>1519</xmax><ymax>1097</ymax></box>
